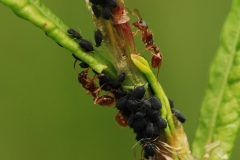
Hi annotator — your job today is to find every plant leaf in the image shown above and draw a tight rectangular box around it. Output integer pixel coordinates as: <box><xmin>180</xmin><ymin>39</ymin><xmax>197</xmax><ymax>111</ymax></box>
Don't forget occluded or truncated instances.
<box><xmin>192</xmin><ymin>0</ymin><xmax>240</xmax><ymax>159</ymax></box>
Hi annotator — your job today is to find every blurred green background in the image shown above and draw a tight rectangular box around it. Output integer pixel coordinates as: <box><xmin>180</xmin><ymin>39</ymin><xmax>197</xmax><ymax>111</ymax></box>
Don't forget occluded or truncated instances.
<box><xmin>0</xmin><ymin>0</ymin><xmax>237</xmax><ymax>160</ymax></box>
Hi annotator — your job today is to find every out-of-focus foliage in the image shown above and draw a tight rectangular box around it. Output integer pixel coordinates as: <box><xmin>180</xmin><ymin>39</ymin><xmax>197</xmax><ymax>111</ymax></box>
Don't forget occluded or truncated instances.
<box><xmin>192</xmin><ymin>0</ymin><xmax>240</xmax><ymax>159</ymax></box>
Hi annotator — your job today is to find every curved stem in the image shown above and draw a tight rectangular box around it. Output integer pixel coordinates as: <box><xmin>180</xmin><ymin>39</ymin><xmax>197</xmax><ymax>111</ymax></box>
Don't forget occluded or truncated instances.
<box><xmin>0</xmin><ymin>0</ymin><xmax>112</xmax><ymax>73</ymax></box>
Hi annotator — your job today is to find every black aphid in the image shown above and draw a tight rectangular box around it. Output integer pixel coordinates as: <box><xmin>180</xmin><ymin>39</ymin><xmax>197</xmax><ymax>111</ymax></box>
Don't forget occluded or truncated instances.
<box><xmin>116</xmin><ymin>95</ymin><xmax>129</xmax><ymax>111</ymax></box>
<box><xmin>94</xmin><ymin>29</ymin><xmax>103</xmax><ymax>47</ymax></box>
<box><xmin>72</xmin><ymin>53</ymin><xmax>81</xmax><ymax>61</ymax></box>
<box><xmin>118</xmin><ymin>72</ymin><xmax>126</xmax><ymax>83</ymax></box>
<box><xmin>145</xmin><ymin>122</ymin><xmax>154</xmax><ymax>137</ymax></box>
<box><xmin>157</xmin><ymin>117</ymin><xmax>167</xmax><ymax>129</ymax></box>
<box><xmin>110</xmin><ymin>80</ymin><xmax>121</xmax><ymax>89</ymax></box>
<box><xmin>67</xmin><ymin>28</ymin><xmax>82</xmax><ymax>40</ymax></box>
<box><xmin>102</xmin><ymin>5</ymin><xmax>112</xmax><ymax>20</ymax></box>
<box><xmin>141</xmin><ymin>99</ymin><xmax>151</xmax><ymax>110</ymax></box>
<box><xmin>172</xmin><ymin>109</ymin><xmax>186</xmax><ymax>123</ymax></box>
<box><xmin>79</xmin><ymin>62</ymin><xmax>89</xmax><ymax>68</ymax></box>
<box><xmin>90</xmin><ymin>0</ymin><xmax>105</xmax><ymax>5</ymax></box>
<box><xmin>105</xmin><ymin>0</ymin><xmax>118</xmax><ymax>8</ymax></box>
<box><xmin>128</xmin><ymin>113</ymin><xmax>135</xmax><ymax>128</ymax></box>
<box><xmin>133</xmin><ymin>118</ymin><xmax>147</xmax><ymax>132</ymax></box>
<box><xmin>168</xmin><ymin>98</ymin><xmax>174</xmax><ymax>108</ymax></box>
<box><xmin>135</xmin><ymin>110</ymin><xmax>146</xmax><ymax>119</ymax></box>
<box><xmin>153</xmin><ymin>123</ymin><xmax>161</xmax><ymax>137</ymax></box>
<box><xmin>98</xmin><ymin>74</ymin><xmax>113</xmax><ymax>91</ymax></box>
<box><xmin>150</xmin><ymin>96</ymin><xmax>162</xmax><ymax>110</ymax></box>
<box><xmin>132</xmin><ymin>85</ymin><xmax>146</xmax><ymax>100</ymax></box>
<box><xmin>148</xmin><ymin>110</ymin><xmax>160</xmax><ymax>122</ymax></box>
<box><xmin>126</xmin><ymin>99</ymin><xmax>141</xmax><ymax>113</ymax></box>
<box><xmin>79</xmin><ymin>39</ymin><xmax>94</xmax><ymax>52</ymax></box>
<box><xmin>91</xmin><ymin>4</ymin><xmax>101</xmax><ymax>18</ymax></box>
<box><xmin>112</xmin><ymin>88</ymin><xmax>125</xmax><ymax>99</ymax></box>
<box><xmin>141</xmin><ymin>139</ymin><xmax>156</xmax><ymax>158</ymax></box>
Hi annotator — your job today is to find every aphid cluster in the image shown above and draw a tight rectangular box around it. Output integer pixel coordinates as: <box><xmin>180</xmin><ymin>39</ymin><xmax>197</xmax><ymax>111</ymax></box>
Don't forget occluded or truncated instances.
<box><xmin>72</xmin><ymin>48</ymin><xmax>186</xmax><ymax>159</ymax></box>
<box><xmin>66</xmin><ymin>9</ymin><xmax>186</xmax><ymax>158</ymax></box>
<box><xmin>67</xmin><ymin>28</ymin><xmax>103</xmax><ymax>51</ymax></box>
<box><xmin>114</xmin><ymin>85</ymin><xmax>168</xmax><ymax>159</ymax></box>
<box><xmin>76</xmin><ymin>63</ymin><xmax>117</xmax><ymax>106</ymax></box>
<box><xmin>90</xmin><ymin>0</ymin><xmax>118</xmax><ymax>20</ymax></box>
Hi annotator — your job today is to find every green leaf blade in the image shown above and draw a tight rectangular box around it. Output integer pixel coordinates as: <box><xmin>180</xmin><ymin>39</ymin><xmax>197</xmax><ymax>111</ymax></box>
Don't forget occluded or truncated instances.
<box><xmin>192</xmin><ymin>0</ymin><xmax>240</xmax><ymax>159</ymax></box>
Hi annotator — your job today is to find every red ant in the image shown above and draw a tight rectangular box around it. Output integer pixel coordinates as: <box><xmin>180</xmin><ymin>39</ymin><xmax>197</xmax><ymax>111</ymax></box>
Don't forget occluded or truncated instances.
<box><xmin>130</xmin><ymin>8</ymin><xmax>162</xmax><ymax>78</ymax></box>
<box><xmin>94</xmin><ymin>94</ymin><xmax>115</xmax><ymax>106</ymax></box>
<box><xmin>77</xmin><ymin>68</ymin><xmax>116</xmax><ymax>106</ymax></box>
<box><xmin>75</xmin><ymin>63</ymin><xmax>116</xmax><ymax>106</ymax></box>
<box><xmin>115</xmin><ymin>111</ymin><xmax>128</xmax><ymax>127</ymax></box>
<box><xmin>77</xmin><ymin>68</ymin><xmax>100</xmax><ymax>97</ymax></box>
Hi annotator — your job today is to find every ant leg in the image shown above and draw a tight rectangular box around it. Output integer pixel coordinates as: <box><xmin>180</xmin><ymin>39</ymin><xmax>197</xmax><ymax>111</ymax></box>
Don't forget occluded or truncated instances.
<box><xmin>73</xmin><ymin>59</ymin><xmax>78</xmax><ymax>73</ymax></box>
<box><xmin>156</xmin><ymin>53</ymin><xmax>163</xmax><ymax>79</ymax></box>
<box><xmin>137</xmin><ymin>46</ymin><xmax>152</xmax><ymax>55</ymax></box>
<box><xmin>132</xmin><ymin>29</ymin><xmax>141</xmax><ymax>36</ymax></box>
<box><xmin>156</xmin><ymin>66</ymin><xmax>160</xmax><ymax>80</ymax></box>
<box><xmin>140</xmin><ymin>145</ymin><xmax>145</xmax><ymax>160</ymax></box>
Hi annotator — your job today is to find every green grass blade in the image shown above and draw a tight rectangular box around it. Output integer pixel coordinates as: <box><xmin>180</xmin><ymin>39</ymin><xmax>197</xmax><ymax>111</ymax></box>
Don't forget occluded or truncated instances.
<box><xmin>192</xmin><ymin>0</ymin><xmax>240</xmax><ymax>159</ymax></box>
<box><xmin>0</xmin><ymin>0</ymin><xmax>109</xmax><ymax>73</ymax></box>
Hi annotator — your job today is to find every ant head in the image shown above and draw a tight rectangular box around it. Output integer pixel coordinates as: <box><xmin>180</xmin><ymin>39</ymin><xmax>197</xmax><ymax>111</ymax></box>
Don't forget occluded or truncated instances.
<box><xmin>132</xmin><ymin>20</ymin><xmax>148</xmax><ymax>31</ymax></box>
<box><xmin>138</xmin><ymin>20</ymin><xmax>148</xmax><ymax>28</ymax></box>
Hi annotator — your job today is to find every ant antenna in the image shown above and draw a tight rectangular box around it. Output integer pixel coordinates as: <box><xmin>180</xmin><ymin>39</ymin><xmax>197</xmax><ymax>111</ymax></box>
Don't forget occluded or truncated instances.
<box><xmin>125</xmin><ymin>7</ymin><xmax>141</xmax><ymax>20</ymax></box>
<box><xmin>132</xmin><ymin>8</ymin><xmax>143</xmax><ymax>20</ymax></box>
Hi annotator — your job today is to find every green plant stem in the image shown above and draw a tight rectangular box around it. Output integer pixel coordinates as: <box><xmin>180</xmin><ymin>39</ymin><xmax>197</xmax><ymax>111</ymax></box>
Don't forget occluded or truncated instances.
<box><xmin>86</xmin><ymin>0</ymin><xmax>148</xmax><ymax>92</ymax></box>
<box><xmin>0</xmin><ymin>0</ymin><xmax>116</xmax><ymax>74</ymax></box>
<box><xmin>131</xmin><ymin>54</ymin><xmax>193</xmax><ymax>160</ymax></box>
